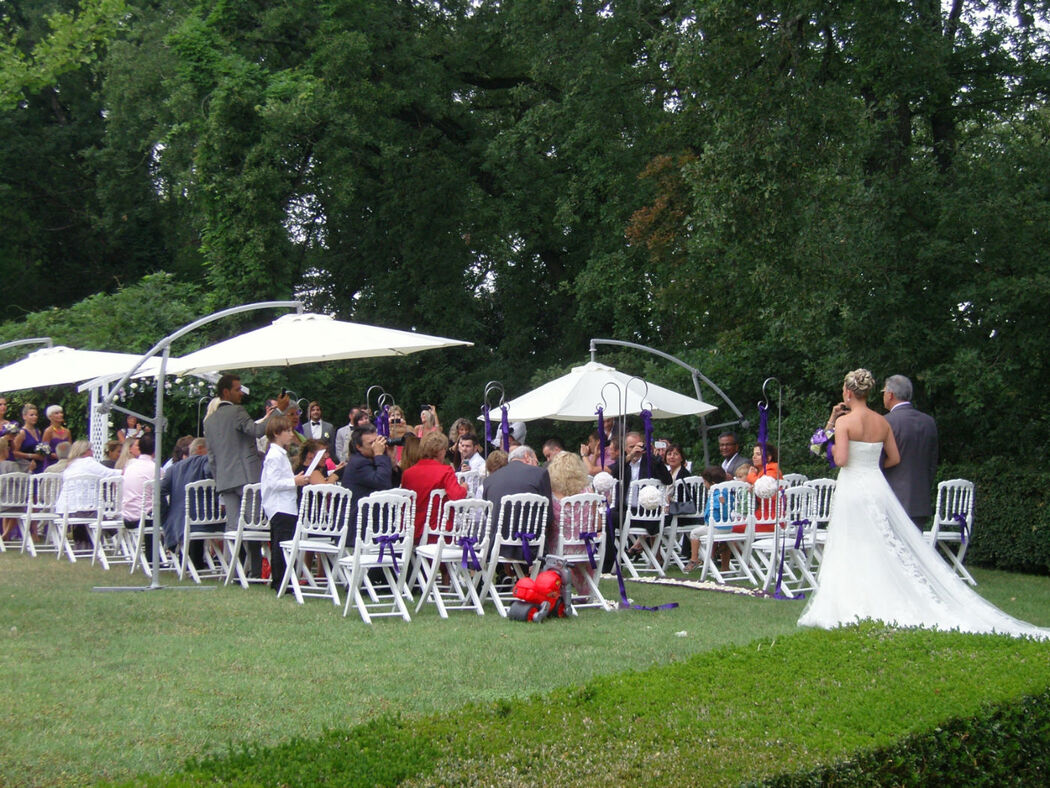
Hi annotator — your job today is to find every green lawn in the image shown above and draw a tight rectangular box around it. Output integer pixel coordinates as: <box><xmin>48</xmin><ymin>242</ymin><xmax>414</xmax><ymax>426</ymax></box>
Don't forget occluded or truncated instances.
<box><xmin>2</xmin><ymin>552</ymin><xmax>1049</xmax><ymax>786</ymax></box>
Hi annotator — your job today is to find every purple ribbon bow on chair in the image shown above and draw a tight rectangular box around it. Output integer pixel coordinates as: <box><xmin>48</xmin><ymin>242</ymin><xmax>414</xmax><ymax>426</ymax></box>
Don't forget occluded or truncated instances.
<box><xmin>375</xmin><ymin>533</ymin><xmax>402</xmax><ymax>573</ymax></box>
<box><xmin>952</xmin><ymin>513</ymin><xmax>969</xmax><ymax>544</ymax></box>
<box><xmin>512</xmin><ymin>531</ymin><xmax>536</xmax><ymax>565</ymax></box>
<box><xmin>792</xmin><ymin>519</ymin><xmax>809</xmax><ymax>551</ymax></box>
<box><xmin>580</xmin><ymin>531</ymin><xmax>599</xmax><ymax>569</ymax></box>
<box><xmin>458</xmin><ymin>535</ymin><xmax>481</xmax><ymax>570</ymax></box>
<box><xmin>773</xmin><ymin>519</ymin><xmax>810</xmax><ymax>600</ymax></box>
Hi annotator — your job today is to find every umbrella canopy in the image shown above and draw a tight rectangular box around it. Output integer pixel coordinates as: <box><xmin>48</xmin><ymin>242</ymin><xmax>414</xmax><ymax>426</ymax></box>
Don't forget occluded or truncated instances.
<box><xmin>497</xmin><ymin>361</ymin><xmax>717</xmax><ymax>422</ymax></box>
<box><xmin>167</xmin><ymin>312</ymin><xmax>473</xmax><ymax>375</ymax></box>
<box><xmin>0</xmin><ymin>346</ymin><xmax>165</xmax><ymax>393</ymax></box>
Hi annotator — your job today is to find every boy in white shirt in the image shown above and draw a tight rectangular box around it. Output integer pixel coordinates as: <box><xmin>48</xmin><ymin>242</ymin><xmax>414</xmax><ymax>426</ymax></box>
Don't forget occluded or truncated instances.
<box><xmin>262</xmin><ymin>416</ymin><xmax>309</xmax><ymax>592</ymax></box>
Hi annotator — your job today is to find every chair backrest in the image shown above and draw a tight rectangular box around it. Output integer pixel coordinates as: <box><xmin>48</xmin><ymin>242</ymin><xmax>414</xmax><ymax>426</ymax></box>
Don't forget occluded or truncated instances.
<box><xmin>706</xmin><ymin>480</ymin><xmax>754</xmax><ymax>531</ymax></box>
<box><xmin>239</xmin><ymin>483</ymin><xmax>268</xmax><ymax>531</ymax></box>
<box><xmin>933</xmin><ymin>479</ymin><xmax>975</xmax><ymax>531</ymax></box>
<box><xmin>674</xmin><ymin>476</ymin><xmax>706</xmax><ymax>515</ymax></box>
<box><xmin>355</xmin><ymin>491</ymin><xmax>414</xmax><ymax>550</ymax></box>
<box><xmin>96</xmin><ymin>476</ymin><xmax>123</xmax><ymax>521</ymax></box>
<box><xmin>494</xmin><ymin>492</ymin><xmax>549</xmax><ymax>540</ymax></box>
<box><xmin>31</xmin><ymin>473</ymin><xmax>63</xmax><ymax>512</ymax></box>
<box><xmin>783</xmin><ymin>485</ymin><xmax>818</xmax><ymax>549</ymax></box>
<box><xmin>554</xmin><ymin>492</ymin><xmax>606</xmax><ymax>557</ymax></box>
<box><xmin>60</xmin><ymin>474</ymin><xmax>103</xmax><ymax>515</ymax></box>
<box><xmin>804</xmin><ymin>478</ymin><xmax>837</xmax><ymax>524</ymax></box>
<box><xmin>0</xmin><ymin>472</ymin><xmax>30</xmax><ymax>510</ymax></box>
<box><xmin>383</xmin><ymin>487</ymin><xmax>417</xmax><ymax>530</ymax></box>
<box><xmin>627</xmin><ymin>478</ymin><xmax>665</xmax><ymax>521</ymax></box>
<box><xmin>783</xmin><ymin>473</ymin><xmax>809</xmax><ymax>488</ymax></box>
<box><xmin>443</xmin><ymin>498</ymin><xmax>493</xmax><ymax>552</ymax></box>
<box><xmin>184</xmin><ymin>479</ymin><xmax>225</xmax><ymax>529</ymax></box>
<box><xmin>455</xmin><ymin>470</ymin><xmax>482</xmax><ymax>499</ymax></box>
<box><xmin>297</xmin><ymin>484</ymin><xmax>351</xmax><ymax>537</ymax></box>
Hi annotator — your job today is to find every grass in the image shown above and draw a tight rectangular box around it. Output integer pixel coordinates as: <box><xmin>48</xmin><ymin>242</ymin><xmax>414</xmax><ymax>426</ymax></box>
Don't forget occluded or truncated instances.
<box><xmin>2</xmin><ymin>552</ymin><xmax>1050</xmax><ymax>786</ymax></box>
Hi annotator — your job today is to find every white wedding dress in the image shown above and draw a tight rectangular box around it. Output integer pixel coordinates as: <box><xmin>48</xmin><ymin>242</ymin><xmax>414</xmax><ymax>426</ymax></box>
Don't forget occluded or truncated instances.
<box><xmin>799</xmin><ymin>440</ymin><xmax>1049</xmax><ymax>639</ymax></box>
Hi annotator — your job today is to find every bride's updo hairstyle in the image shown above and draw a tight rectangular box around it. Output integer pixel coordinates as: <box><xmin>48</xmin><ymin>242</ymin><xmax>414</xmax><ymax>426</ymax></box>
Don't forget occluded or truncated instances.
<box><xmin>843</xmin><ymin>368</ymin><xmax>876</xmax><ymax>398</ymax></box>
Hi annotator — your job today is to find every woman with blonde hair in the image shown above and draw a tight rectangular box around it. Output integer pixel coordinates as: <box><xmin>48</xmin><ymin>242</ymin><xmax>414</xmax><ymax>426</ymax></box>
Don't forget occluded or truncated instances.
<box><xmin>546</xmin><ymin>451</ymin><xmax>596</xmax><ymax>594</ymax></box>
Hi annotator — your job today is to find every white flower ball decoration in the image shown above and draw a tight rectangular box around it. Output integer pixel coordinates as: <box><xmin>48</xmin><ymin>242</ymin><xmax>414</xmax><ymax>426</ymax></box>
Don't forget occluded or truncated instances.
<box><xmin>753</xmin><ymin>475</ymin><xmax>779</xmax><ymax>499</ymax></box>
<box><xmin>592</xmin><ymin>471</ymin><xmax>615</xmax><ymax>494</ymax></box>
<box><xmin>638</xmin><ymin>484</ymin><xmax>663</xmax><ymax>509</ymax></box>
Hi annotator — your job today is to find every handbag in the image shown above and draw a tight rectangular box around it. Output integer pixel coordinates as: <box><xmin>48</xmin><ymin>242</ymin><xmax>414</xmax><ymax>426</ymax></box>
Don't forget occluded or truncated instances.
<box><xmin>667</xmin><ymin>500</ymin><xmax>697</xmax><ymax>516</ymax></box>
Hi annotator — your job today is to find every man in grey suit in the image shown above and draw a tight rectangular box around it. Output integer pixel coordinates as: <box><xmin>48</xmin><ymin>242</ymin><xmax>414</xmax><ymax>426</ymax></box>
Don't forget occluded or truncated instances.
<box><xmin>204</xmin><ymin>374</ymin><xmax>289</xmax><ymax>576</ymax></box>
<box><xmin>882</xmin><ymin>374</ymin><xmax>938</xmax><ymax>528</ymax></box>
<box><xmin>304</xmin><ymin>401</ymin><xmax>335</xmax><ymax>444</ymax></box>
<box><xmin>483</xmin><ymin>445</ymin><xmax>553</xmax><ymax>560</ymax></box>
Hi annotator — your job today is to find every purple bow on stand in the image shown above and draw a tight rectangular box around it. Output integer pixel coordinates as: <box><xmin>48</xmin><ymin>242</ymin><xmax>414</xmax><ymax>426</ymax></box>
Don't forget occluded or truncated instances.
<box><xmin>500</xmin><ymin>405</ymin><xmax>510</xmax><ymax>452</ymax></box>
<box><xmin>596</xmin><ymin>406</ymin><xmax>607</xmax><ymax>468</ymax></box>
<box><xmin>377</xmin><ymin>405</ymin><xmax>390</xmax><ymax>438</ymax></box>
<box><xmin>606</xmin><ymin>502</ymin><xmax>678</xmax><ymax>612</ymax></box>
<box><xmin>483</xmin><ymin>405</ymin><xmax>493</xmax><ymax>446</ymax></box>
<box><xmin>757</xmin><ymin>401</ymin><xmax>769</xmax><ymax>468</ymax></box>
<box><xmin>640</xmin><ymin>408</ymin><xmax>654</xmax><ymax>478</ymax></box>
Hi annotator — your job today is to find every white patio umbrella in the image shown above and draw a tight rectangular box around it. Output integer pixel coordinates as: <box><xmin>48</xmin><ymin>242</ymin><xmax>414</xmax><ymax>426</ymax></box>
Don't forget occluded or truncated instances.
<box><xmin>497</xmin><ymin>360</ymin><xmax>717</xmax><ymax>422</ymax></box>
<box><xmin>0</xmin><ymin>346</ymin><xmax>165</xmax><ymax>393</ymax></box>
<box><xmin>167</xmin><ymin>312</ymin><xmax>473</xmax><ymax>375</ymax></box>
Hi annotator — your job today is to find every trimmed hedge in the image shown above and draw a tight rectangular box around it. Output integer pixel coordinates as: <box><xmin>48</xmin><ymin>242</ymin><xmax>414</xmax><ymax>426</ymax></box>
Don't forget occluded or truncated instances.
<box><xmin>758</xmin><ymin>687</ymin><xmax>1050</xmax><ymax>787</ymax></box>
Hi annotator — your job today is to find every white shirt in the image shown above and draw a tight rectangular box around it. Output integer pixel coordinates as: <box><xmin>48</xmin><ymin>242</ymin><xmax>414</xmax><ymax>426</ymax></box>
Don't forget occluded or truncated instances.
<box><xmin>461</xmin><ymin>451</ymin><xmax>485</xmax><ymax>474</ymax></box>
<box><xmin>261</xmin><ymin>443</ymin><xmax>299</xmax><ymax>520</ymax></box>
<box><xmin>309</xmin><ymin>421</ymin><xmax>324</xmax><ymax>439</ymax></box>
<box><xmin>122</xmin><ymin>454</ymin><xmax>154</xmax><ymax>521</ymax></box>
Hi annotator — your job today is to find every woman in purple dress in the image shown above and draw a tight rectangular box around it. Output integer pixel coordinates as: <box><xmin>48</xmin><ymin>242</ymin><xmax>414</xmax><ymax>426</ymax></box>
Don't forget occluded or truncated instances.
<box><xmin>12</xmin><ymin>403</ymin><xmax>45</xmax><ymax>473</ymax></box>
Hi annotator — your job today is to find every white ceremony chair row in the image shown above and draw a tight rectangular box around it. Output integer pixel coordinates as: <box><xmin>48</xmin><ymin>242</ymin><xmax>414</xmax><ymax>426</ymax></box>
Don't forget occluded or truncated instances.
<box><xmin>925</xmin><ymin>478</ymin><xmax>976</xmax><ymax>585</ymax></box>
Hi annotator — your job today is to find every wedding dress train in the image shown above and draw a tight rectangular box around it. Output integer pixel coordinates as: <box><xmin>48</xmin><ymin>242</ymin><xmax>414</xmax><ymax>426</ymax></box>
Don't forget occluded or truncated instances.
<box><xmin>798</xmin><ymin>441</ymin><xmax>1048</xmax><ymax>639</ymax></box>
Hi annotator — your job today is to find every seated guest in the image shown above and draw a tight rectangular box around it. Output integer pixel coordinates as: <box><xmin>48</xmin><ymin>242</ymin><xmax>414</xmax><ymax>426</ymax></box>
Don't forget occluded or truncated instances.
<box><xmin>747</xmin><ymin>443</ymin><xmax>783</xmax><ymax>527</ymax></box>
<box><xmin>665</xmin><ymin>443</ymin><xmax>690</xmax><ymax>485</ymax></box>
<box><xmin>160</xmin><ymin>437</ymin><xmax>211</xmax><ymax>552</ymax></box>
<box><xmin>607</xmin><ymin>431</ymin><xmax>673</xmax><ymax>570</ymax></box>
<box><xmin>400</xmin><ymin>431</ymin><xmax>466</xmax><ymax>543</ymax></box>
<box><xmin>45</xmin><ymin>441</ymin><xmax>72</xmax><ymax>474</ymax></box>
<box><xmin>547</xmin><ymin>451</ymin><xmax>595</xmax><ymax>594</ymax></box>
<box><xmin>100</xmin><ymin>440</ymin><xmax>122</xmax><ymax>468</ymax></box>
<box><xmin>457</xmin><ymin>433</ymin><xmax>485</xmax><ymax>474</ymax></box>
<box><xmin>261</xmin><ymin>416</ymin><xmax>309</xmax><ymax>592</ymax></box>
<box><xmin>483</xmin><ymin>445</ymin><xmax>553</xmax><ymax>557</ymax></box>
<box><xmin>122</xmin><ymin>434</ymin><xmax>156</xmax><ymax>553</ymax></box>
<box><xmin>341</xmin><ymin>424</ymin><xmax>394</xmax><ymax>541</ymax></box>
<box><xmin>580</xmin><ymin>431</ymin><xmax>614</xmax><ymax>476</ymax></box>
<box><xmin>0</xmin><ymin>437</ymin><xmax>20</xmax><ymax>543</ymax></box>
<box><xmin>685</xmin><ymin>465</ymin><xmax>737</xmax><ymax>572</ymax></box>
<box><xmin>300</xmin><ymin>439</ymin><xmax>345</xmax><ymax>485</ymax></box>
<box><xmin>57</xmin><ymin>440</ymin><xmax>122</xmax><ymax>550</ymax></box>
<box><xmin>542</xmin><ymin>438</ymin><xmax>564</xmax><ymax>465</ymax></box>
<box><xmin>485</xmin><ymin>450</ymin><xmax>508</xmax><ymax>475</ymax></box>
<box><xmin>163</xmin><ymin>435</ymin><xmax>194</xmax><ymax>473</ymax></box>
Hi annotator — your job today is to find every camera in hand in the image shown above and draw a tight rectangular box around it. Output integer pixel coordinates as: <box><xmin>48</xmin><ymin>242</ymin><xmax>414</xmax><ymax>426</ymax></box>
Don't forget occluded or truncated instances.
<box><xmin>386</xmin><ymin>435</ymin><xmax>406</xmax><ymax>447</ymax></box>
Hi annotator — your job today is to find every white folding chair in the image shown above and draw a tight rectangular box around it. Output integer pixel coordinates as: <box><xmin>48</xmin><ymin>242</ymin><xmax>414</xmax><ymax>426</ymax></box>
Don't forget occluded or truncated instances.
<box><xmin>128</xmin><ymin>478</ymin><xmax>168</xmax><ymax>578</ymax></box>
<box><xmin>547</xmin><ymin>492</ymin><xmax>612</xmax><ymax>611</ymax></box>
<box><xmin>455</xmin><ymin>470</ymin><xmax>482</xmax><ymax>499</ymax></box>
<box><xmin>661</xmin><ymin>476</ymin><xmax>706</xmax><ymax>572</ymax></box>
<box><xmin>925</xmin><ymin>479</ymin><xmax>976</xmax><ymax>585</ymax></box>
<box><xmin>805</xmin><ymin>478</ymin><xmax>836</xmax><ymax>565</ymax></box>
<box><xmin>223</xmin><ymin>483</ymin><xmax>271</xmax><ymax>588</ymax></box>
<box><xmin>88</xmin><ymin>477</ymin><xmax>128</xmax><ymax>570</ymax></box>
<box><xmin>276</xmin><ymin>484</ymin><xmax>351</xmax><ymax>605</ymax></box>
<box><xmin>178</xmin><ymin>479</ymin><xmax>229</xmax><ymax>584</ymax></box>
<box><xmin>339</xmin><ymin>491</ymin><xmax>415</xmax><ymax>623</ymax></box>
<box><xmin>54</xmin><ymin>475</ymin><xmax>105</xmax><ymax>563</ymax></box>
<box><xmin>617</xmin><ymin>479</ymin><xmax>667</xmax><ymax>579</ymax></box>
<box><xmin>407</xmin><ymin>488</ymin><xmax>446</xmax><ymax>595</ymax></box>
<box><xmin>0</xmin><ymin>472</ymin><xmax>30</xmax><ymax>552</ymax></box>
<box><xmin>482</xmin><ymin>492</ymin><xmax>550</xmax><ymax>616</ymax></box>
<box><xmin>774</xmin><ymin>485</ymin><xmax>820</xmax><ymax>596</ymax></box>
<box><xmin>696</xmin><ymin>480</ymin><xmax>757</xmax><ymax>585</ymax></box>
<box><xmin>749</xmin><ymin>482</ymin><xmax>790</xmax><ymax>591</ymax></box>
<box><xmin>414</xmin><ymin>498</ymin><xmax>492</xmax><ymax>618</ymax></box>
<box><xmin>20</xmin><ymin>474</ymin><xmax>64</xmax><ymax>558</ymax></box>
<box><xmin>782</xmin><ymin>473</ymin><xmax>809</xmax><ymax>488</ymax></box>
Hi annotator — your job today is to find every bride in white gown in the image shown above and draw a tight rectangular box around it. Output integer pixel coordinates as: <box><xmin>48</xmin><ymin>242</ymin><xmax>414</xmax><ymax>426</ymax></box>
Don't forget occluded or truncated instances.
<box><xmin>798</xmin><ymin>369</ymin><xmax>1049</xmax><ymax>639</ymax></box>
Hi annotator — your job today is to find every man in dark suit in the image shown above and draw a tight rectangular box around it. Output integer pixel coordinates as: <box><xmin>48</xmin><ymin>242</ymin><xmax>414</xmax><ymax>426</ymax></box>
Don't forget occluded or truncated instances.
<box><xmin>605</xmin><ymin>431</ymin><xmax>674</xmax><ymax>571</ymax></box>
<box><xmin>483</xmin><ymin>445</ymin><xmax>553</xmax><ymax>559</ymax></box>
<box><xmin>341</xmin><ymin>424</ymin><xmax>393</xmax><ymax>543</ymax></box>
<box><xmin>882</xmin><ymin>374</ymin><xmax>938</xmax><ymax>528</ymax></box>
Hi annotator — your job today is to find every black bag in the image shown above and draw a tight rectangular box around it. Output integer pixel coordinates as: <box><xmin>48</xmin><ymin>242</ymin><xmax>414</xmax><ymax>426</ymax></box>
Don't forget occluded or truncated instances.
<box><xmin>668</xmin><ymin>500</ymin><xmax>697</xmax><ymax>517</ymax></box>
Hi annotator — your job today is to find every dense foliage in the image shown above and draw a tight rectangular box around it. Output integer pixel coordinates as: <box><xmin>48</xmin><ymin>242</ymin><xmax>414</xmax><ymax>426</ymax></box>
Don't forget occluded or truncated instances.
<box><xmin>2</xmin><ymin>0</ymin><xmax>1049</xmax><ymax>465</ymax></box>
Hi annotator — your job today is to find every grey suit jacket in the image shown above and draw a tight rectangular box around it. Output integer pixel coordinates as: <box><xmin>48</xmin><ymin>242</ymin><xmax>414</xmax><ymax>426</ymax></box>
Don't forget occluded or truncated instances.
<box><xmin>305</xmin><ymin>420</ymin><xmax>335</xmax><ymax>444</ymax></box>
<box><xmin>883</xmin><ymin>403</ymin><xmax>938</xmax><ymax>519</ymax></box>
<box><xmin>483</xmin><ymin>461</ymin><xmax>553</xmax><ymax>546</ymax></box>
<box><xmin>721</xmin><ymin>453</ymin><xmax>749</xmax><ymax>478</ymax></box>
<box><xmin>204</xmin><ymin>402</ymin><xmax>273</xmax><ymax>493</ymax></box>
<box><xmin>333</xmin><ymin>424</ymin><xmax>352</xmax><ymax>463</ymax></box>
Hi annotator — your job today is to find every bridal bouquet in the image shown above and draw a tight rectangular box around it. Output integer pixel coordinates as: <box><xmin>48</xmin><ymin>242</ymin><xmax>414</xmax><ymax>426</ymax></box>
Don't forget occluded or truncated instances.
<box><xmin>0</xmin><ymin>421</ymin><xmax>19</xmax><ymax>437</ymax></box>
<box><xmin>809</xmin><ymin>427</ymin><xmax>836</xmax><ymax>468</ymax></box>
